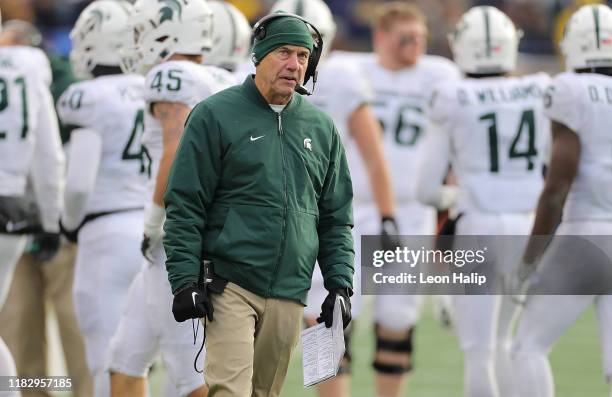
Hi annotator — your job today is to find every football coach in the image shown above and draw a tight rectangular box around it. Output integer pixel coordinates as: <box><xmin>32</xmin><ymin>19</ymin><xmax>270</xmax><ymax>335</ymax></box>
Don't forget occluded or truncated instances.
<box><xmin>163</xmin><ymin>12</ymin><xmax>354</xmax><ymax>397</ymax></box>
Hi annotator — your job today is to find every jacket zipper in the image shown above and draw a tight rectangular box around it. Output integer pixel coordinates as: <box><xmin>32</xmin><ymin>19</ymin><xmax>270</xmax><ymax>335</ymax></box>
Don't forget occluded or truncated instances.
<box><xmin>269</xmin><ymin>111</ymin><xmax>288</xmax><ymax>295</ymax></box>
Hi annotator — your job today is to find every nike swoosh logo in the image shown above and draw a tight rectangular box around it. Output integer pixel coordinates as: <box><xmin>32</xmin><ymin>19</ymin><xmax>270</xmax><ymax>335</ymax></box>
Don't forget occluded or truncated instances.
<box><xmin>250</xmin><ymin>135</ymin><xmax>265</xmax><ymax>141</ymax></box>
<box><xmin>192</xmin><ymin>291</ymin><xmax>198</xmax><ymax>307</ymax></box>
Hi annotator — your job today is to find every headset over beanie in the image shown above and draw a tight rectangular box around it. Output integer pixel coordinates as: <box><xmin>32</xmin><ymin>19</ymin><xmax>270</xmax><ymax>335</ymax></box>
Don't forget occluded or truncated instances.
<box><xmin>252</xmin><ymin>14</ymin><xmax>314</xmax><ymax>65</ymax></box>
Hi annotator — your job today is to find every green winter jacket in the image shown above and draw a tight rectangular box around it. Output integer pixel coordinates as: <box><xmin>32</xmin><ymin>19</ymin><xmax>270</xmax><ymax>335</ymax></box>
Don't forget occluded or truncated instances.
<box><xmin>163</xmin><ymin>76</ymin><xmax>354</xmax><ymax>304</ymax></box>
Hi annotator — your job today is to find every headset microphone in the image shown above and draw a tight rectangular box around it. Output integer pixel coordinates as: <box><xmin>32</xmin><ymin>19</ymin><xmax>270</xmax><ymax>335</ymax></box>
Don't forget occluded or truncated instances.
<box><xmin>294</xmin><ymin>70</ymin><xmax>317</xmax><ymax>95</ymax></box>
<box><xmin>294</xmin><ymin>85</ymin><xmax>310</xmax><ymax>95</ymax></box>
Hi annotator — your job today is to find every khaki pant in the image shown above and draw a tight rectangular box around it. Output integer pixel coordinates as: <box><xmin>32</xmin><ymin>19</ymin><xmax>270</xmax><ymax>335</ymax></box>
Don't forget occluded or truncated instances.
<box><xmin>0</xmin><ymin>244</ymin><xmax>93</xmax><ymax>397</ymax></box>
<box><xmin>205</xmin><ymin>282</ymin><xmax>303</xmax><ymax>397</ymax></box>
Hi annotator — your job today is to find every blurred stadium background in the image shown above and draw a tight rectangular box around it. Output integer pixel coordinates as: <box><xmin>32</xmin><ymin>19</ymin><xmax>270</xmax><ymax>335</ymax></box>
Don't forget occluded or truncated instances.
<box><xmin>0</xmin><ymin>0</ymin><xmax>609</xmax><ymax>396</ymax></box>
<box><xmin>2</xmin><ymin>0</ymin><xmax>612</xmax><ymax>69</ymax></box>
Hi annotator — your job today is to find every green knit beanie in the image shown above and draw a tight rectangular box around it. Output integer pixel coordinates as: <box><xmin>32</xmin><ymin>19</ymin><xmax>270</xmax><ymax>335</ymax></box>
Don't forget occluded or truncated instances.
<box><xmin>252</xmin><ymin>13</ymin><xmax>314</xmax><ymax>64</ymax></box>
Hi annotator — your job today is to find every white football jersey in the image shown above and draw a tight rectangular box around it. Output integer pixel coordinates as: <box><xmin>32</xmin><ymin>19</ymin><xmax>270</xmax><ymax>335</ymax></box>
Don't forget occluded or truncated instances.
<box><xmin>307</xmin><ymin>55</ymin><xmax>374</xmax><ymax>202</ymax></box>
<box><xmin>57</xmin><ymin>74</ymin><xmax>147</xmax><ymax>213</ymax></box>
<box><xmin>342</xmin><ymin>52</ymin><xmax>462</xmax><ymax>203</ymax></box>
<box><xmin>233</xmin><ymin>60</ymin><xmax>254</xmax><ymax>82</ymax></box>
<box><xmin>202</xmin><ymin>65</ymin><xmax>238</xmax><ymax>89</ymax></box>
<box><xmin>544</xmin><ymin>72</ymin><xmax>612</xmax><ymax>221</ymax></box>
<box><xmin>0</xmin><ymin>46</ymin><xmax>64</xmax><ymax>231</ymax></box>
<box><xmin>0</xmin><ymin>46</ymin><xmax>54</xmax><ymax>194</ymax></box>
<box><xmin>429</xmin><ymin>73</ymin><xmax>551</xmax><ymax>213</ymax></box>
<box><xmin>143</xmin><ymin>61</ymin><xmax>236</xmax><ymax>195</ymax></box>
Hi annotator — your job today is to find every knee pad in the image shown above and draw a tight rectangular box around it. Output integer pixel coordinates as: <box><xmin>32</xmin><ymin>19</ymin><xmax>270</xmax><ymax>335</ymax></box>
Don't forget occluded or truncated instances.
<box><xmin>372</xmin><ymin>323</ymin><xmax>414</xmax><ymax>375</ymax></box>
<box><xmin>338</xmin><ymin>321</ymin><xmax>354</xmax><ymax>375</ymax></box>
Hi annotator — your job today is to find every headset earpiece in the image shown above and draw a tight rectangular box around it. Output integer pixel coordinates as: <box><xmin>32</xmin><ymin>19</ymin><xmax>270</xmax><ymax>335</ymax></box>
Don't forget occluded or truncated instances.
<box><xmin>304</xmin><ymin>32</ymin><xmax>322</xmax><ymax>86</ymax></box>
<box><xmin>254</xmin><ymin>25</ymin><xmax>266</xmax><ymax>41</ymax></box>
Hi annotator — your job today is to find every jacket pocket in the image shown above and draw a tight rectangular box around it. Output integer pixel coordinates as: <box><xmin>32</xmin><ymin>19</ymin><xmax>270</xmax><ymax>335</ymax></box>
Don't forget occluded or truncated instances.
<box><xmin>273</xmin><ymin>210</ymin><xmax>320</xmax><ymax>301</ymax></box>
<box><xmin>202</xmin><ymin>205</ymin><xmax>230</xmax><ymax>252</ymax></box>
<box><xmin>208</xmin><ymin>205</ymin><xmax>282</xmax><ymax>267</ymax></box>
<box><xmin>284</xmin><ymin>150</ymin><xmax>325</xmax><ymax>215</ymax></box>
<box><xmin>299</xmin><ymin>150</ymin><xmax>327</xmax><ymax>194</ymax></box>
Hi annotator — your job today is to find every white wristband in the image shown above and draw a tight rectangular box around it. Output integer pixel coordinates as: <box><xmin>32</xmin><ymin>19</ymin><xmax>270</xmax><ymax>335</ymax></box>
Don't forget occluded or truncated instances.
<box><xmin>438</xmin><ymin>186</ymin><xmax>459</xmax><ymax>211</ymax></box>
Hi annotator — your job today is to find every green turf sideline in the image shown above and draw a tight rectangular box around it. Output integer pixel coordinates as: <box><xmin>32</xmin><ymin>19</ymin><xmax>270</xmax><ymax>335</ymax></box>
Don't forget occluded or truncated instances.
<box><xmin>280</xmin><ymin>297</ymin><xmax>608</xmax><ymax>397</ymax></box>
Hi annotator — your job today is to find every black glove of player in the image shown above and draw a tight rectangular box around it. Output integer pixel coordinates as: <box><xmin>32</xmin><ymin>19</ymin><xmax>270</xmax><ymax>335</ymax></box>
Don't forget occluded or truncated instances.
<box><xmin>141</xmin><ymin>234</ymin><xmax>153</xmax><ymax>263</ymax></box>
<box><xmin>172</xmin><ymin>283</ymin><xmax>213</xmax><ymax>323</ymax></box>
<box><xmin>317</xmin><ymin>288</ymin><xmax>352</xmax><ymax>329</ymax></box>
<box><xmin>30</xmin><ymin>232</ymin><xmax>61</xmax><ymax>262</ymax></box>
<box><xmin>381</xmin><ymin>216</ymin><xmax>401</xmax><ymax>251</ymax></box>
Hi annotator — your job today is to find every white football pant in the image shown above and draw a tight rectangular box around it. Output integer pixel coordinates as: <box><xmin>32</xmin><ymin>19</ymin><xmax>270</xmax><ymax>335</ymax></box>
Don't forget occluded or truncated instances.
<box><xmin>513</xmin><ymin>221</ymin><xmax>612</xmax><ymax>397</ymax></box>
<box><xmin>0</xmin><ymin>234</ymin><xmax>26</xmax><ymax>397</ymax></box>
<box><xmin>108</xmin><ymin>243</ymin><xmax>205</xmax><ymax>397</ymax></box>
<box><xmin>453</xmin><ymin>211</ymin><xmax>533</xmax><ymax>397</ymax></box>
<box><xmin>72</xmin><ymin>211</ymin><xmax>143</xmax><ymax>397</ymax></box>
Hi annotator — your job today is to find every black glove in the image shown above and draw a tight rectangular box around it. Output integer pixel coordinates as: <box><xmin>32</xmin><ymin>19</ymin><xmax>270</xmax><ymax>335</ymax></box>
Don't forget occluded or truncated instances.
<box><xmin>317</xmin><ymin>288</ymin><xmax>352</xmax><ymax>329</ymax></box>
<box><xmin>30</xmin><ymin>232</ymin><xmax>61</xmax><ymax>262</ymax></box>
<box><xmin>381</xmin><ymin>216</ymin><xmax>401</xmax><ymax>251</ymax></box>
<box><xmin>172</xmin><ymin>283</ymin><xmax>213</xmax><ymax>323</ymax></box>
<box><xmin>141</xmin><ymin>234</ymin><xmax>153</xmax><ymax>263</ymax></box>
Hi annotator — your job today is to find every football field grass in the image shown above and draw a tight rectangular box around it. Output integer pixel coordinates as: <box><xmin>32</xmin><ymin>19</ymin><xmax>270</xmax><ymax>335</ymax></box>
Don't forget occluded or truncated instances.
<box><xmin>50</xmin><ymin>296</ymin><xmax>606</xmax><ymax>396</ymax></box>
<box><xmin>280</xmin><ymin>297</ymin><xmax>609</xmax><ymax>397</ymax></box>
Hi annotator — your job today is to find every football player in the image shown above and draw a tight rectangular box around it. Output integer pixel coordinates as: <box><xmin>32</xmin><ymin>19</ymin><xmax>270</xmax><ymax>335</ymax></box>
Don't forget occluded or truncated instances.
<box><xmin>56</xmin><ymin>2</ymin><xmax>147</xmax><ymax>396</ymax></box>
<box><xmin>344</xmin><ymin>3</ymin><xmax>461</xmax><ymax>396</ymax></box>
<box><xmin>418</xmin><ymin>6</ymin><xmax>551</xmax><ymax>397</ymax></box>
<box><xmin>0</xmin><ymin>8</ymin><xmax>64</xmax><ymax>390</ymax></box>
<box><xmin>267</xmin><ymin>1</ymin><xmax>396</xmax><ymax>396</ymax></box>
<box><xmin>513</xmin><ymin>5</ymin><xmax>612</xmax><ymax>397</ymax></box>
<box><xmin>108</xmin><ymin>1</ymin><xmax>235</xmax><ymax>396</ymax></box>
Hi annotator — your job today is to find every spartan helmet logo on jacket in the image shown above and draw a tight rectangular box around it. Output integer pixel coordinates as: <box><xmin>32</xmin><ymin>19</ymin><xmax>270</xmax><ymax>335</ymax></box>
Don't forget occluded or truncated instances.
<box><xmin>303</xmin><ymin>138</ymin><xmax>312</xmax><ymax>151</ymax></box>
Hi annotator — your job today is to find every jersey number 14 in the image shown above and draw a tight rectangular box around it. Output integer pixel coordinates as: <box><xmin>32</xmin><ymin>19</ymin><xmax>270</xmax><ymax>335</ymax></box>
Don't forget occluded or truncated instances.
<box><xmin>479</xmin><ymin>109</ymin><xmax>538</xmax><ymax>173</ymax></box>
